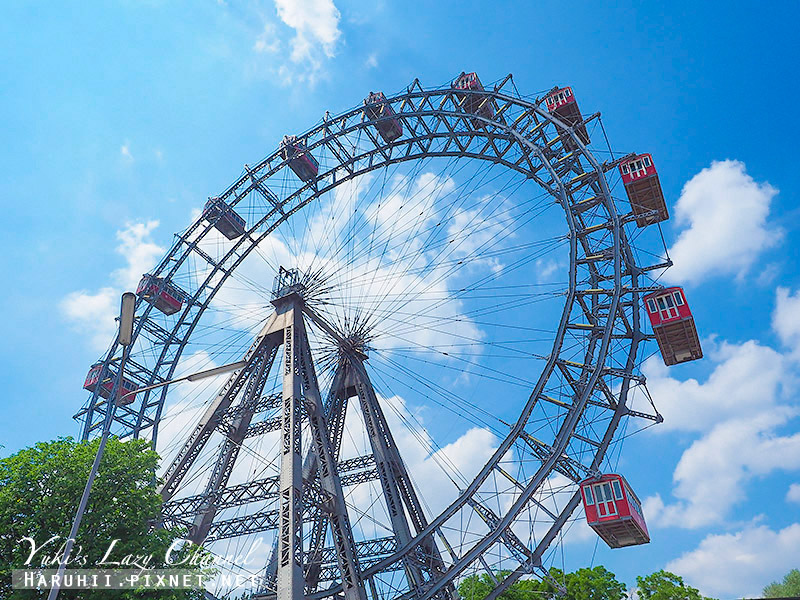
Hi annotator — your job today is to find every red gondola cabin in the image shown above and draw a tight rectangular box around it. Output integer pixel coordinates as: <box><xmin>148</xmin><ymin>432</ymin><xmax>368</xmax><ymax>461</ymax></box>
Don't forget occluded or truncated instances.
<box><xmin>644</xmin><ymin>287</ymin><xmax>703</xmax><ymax>366</ymax></box>
<box><xmin>544</xmin><ymin>86</ymin><xmax>590</xmax><ymax>146</ymax></box>
<box><xmin>280</xmin><ymin>135</ymin><xmax>319</xmax><ymax>182</ymax></box>
<box><xmin>84</xmin><ymin>362</ymin><xmax>138</xmax><ymax>406</ymax></box>
<box><xmin>364</xmin><ymin>91</ymin><xmax>403</xmax><ymax>143</ymax></box>
<box><xmin>581</xmin><ymin>474</ymin><xmax>649</xmax><ymax>549</ymax></box>
<box><xmin>137</xmin><ymin>274</ymin><xmax>186</xmax><ymax>316</ymax></box>
<box><xmin>203</xmin><ymin>197</ymin><xmax>246</xmax><ymax>240</ymax></box>
<box><xmin>619</xmin><ymin>154</ymin><xmax>669</xmax><ymax>227</ymax></box>
<box><xmin>451</xmin><ymin>72</ymin><xmax>494</xmax><ymax>128</ymax></box>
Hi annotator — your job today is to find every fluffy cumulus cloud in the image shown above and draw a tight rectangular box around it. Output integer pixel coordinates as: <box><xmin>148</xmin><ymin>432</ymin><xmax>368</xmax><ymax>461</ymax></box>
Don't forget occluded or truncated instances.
<box><xmin>338</xmin><ymin>393</ymin><xmax>500</xmax><ymax>521</ymax></box>
<box><xmin>155</xmin><ymin>350</ymin><xmax>231</xmax><ymax>471</ymax></box>
<box><xmin>61</xmin><ymin>287</ymin><xmax>119</xmax><ymax>351</ymax></box>
<box><xmin>274</xmin><ymin>0</ymin><xmax>341</xmax><ymax>62</ymax></box>
<box><xmin>248</xmin><ymin>0</ymin><xmax>342</xmax><ymax>84</ymax></box>
<box><xmin>773</xmin><ymin>286</ymin><xmax>800</xmax><ymax>355</ymax></box>
<box><xmin>645</xmin><ymin>408</ymin><xmax>800</xmax><ymax>529</ymax></box>
<box><xmin>787</xmin><ymin>483</ymin><xmax>800</xmax><ymax>504</ymax></box>
<box><xmin>666</xmin><ymin>524</ymin><xmax>800</xmax><ymax>598</ymax></box>
<box><xmin>253</xmin><ymin>22</ymin><xmax>280</xmax><ymax>54</ymax></box>
<box><xmin>637</xmin><ymin>286</ymin><xmax>800</xmax><ymax>595</ymax></box>
<box><xmin>188</xmin><ymin>171</ymin><xmax>489</xmax><ymax>352</ymax></box>
<box><xmin>643</xmin><ymin>339</ymin><xmax>788</xmax><ymax>434</ymax></box>
<box><xmin>642</xmin><ymin>334</ymin><xmax>800</xmax><ymax>529</ymax></box>
<box><xmin>112</xmin><ymin>220</ymin><xmax>164</xmax><ymax>289</ymax></box>
<box><xmin>61</xmin><ymin>221</ymin><xmax>164</xmax><ymax>351</ymax></box>
<box><xmin>664</xmin><ymin>160</ymin><xmax>781</xmax><ymax>285</ymax></box>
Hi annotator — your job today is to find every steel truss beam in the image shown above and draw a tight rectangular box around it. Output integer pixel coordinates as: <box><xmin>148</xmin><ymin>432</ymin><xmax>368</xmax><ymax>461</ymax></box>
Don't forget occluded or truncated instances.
<box><xmin>160</xmin><ymin>457</ymin><xmax>377</xmax><ymax>524</ymax></box>
<box><xmin>188</xmin><ymin>346</ymin><xmax>276</xmax><ymax>542</ymax></box>
<box><xmin>303</xmin><ymin>306</ymin><xmax>454</xmax><ymax>599</ymax></box>
<box><xmin>258</xmin><ymin>358</ymin><xmax>356</xmax><ymax>597</ymax></box>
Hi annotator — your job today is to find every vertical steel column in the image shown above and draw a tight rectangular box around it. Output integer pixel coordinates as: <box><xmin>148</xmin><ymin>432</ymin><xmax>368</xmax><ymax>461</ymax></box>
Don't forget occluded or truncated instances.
<box><xmin>277</xmin><ymin>300</ymin><xmax>304</xmax><ymax>600</ymax></box>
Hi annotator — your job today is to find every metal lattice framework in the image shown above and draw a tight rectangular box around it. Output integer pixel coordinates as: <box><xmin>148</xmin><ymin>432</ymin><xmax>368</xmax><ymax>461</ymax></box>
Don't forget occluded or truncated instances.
<box><xmin>75</xmin><ymin>74</ymin><xmax>666</xmax><ymax>600</ymax></box>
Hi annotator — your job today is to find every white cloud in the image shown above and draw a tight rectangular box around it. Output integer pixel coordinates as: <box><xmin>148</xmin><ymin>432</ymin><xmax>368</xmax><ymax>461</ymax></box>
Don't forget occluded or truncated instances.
<box><xmin>253</xmin><ymin>22</ymin><xmax>280</xmax><ymax>53</ymax></box>
<box><xmin>258</xmin><ymin>0</ymin><xmax>341</xmax><ymax>84</ymax></box>
<box><xmin>446</xmin><ymin>194</ymin><xmax>515</xmax><ymax>273</ymax></box>
<box><xmin>787</xmin><ymin>483</ymin><xmax>800</xmax><ymax>504</ymax></box>
<box><xmin>639</xmin><ymin>288</ymin><xmax>800</xmax><ymax>529</ymax></box>
<box><xmin>368</xmin><ymin>172</ymin><xmax>454</xmax><ymax>237</ymax></box>
<box><xmin>365</xmin><ymin>53</ymin><xmax>378</xmax><ymax>69</ymax></box>
<box><xmin>120</xmin><ymin>142</ymin><xmax>133</xmax><ymax>161</ymax></box>
<box><xmin>335</xmin><ymin>391</ymin><xmax>501</xmax><ymax>545</ymax></box>
<box><xmin>274</xmin><ymin>0</ymin><xmax>341</xmax><ymax>61</ymax></box>
<box><xmin>534</xmin><ymin>258</ymin><xmax>561</xmax><ymax>282</ymax></box>
<box><xmin>643</xmin><ymin>339</ymin><xmax>788</xmax><ymax>433</ymax></box>
<box><xmin>61</xmin><ymin>221</ymin><xmax>164</xmax><ymax>351</ymax></box>
<box><xmin>773</xmin><ymin>287</ymin><xmax>800</xmax><ymax>356</ymax></box>
<box><xmin>666</xmin><ymin>523</ymin><xmax>800</xmax><ymax>598</ymax></box>
<box><xmin>113</xmin><ymin>220</ymin><xmax>164</xmax><ymax>289</ymax></box>
<box><xmin>192</xmin><ymin>171</ymin><xmax>488</xmax><ymax>353</ymax></box>
<box><xmin>647</xmin><ymin>409</ymin><xmax>800</xmax><ymax>529</ymax></box>
<box><xmin>664</xmin><ymin>160</ymin><xmax>781</xmax><ymax>285</ymax></box>
<box><xmin>60</xmin><ymin>287</ymin><xmax>118</xmax><ymax>352</ymax></box>
<box><xmin>156</xmin><ymin>350</ymin><xmax>226</xmax><ymax>470</ymax></box>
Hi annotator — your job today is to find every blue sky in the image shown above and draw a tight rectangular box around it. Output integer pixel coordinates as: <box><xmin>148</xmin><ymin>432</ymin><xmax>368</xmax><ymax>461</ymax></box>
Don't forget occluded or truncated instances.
<box><xmin>2</xmin><ymin>1</ymin><xmax>800</xmax><ymax>598</ymax></box>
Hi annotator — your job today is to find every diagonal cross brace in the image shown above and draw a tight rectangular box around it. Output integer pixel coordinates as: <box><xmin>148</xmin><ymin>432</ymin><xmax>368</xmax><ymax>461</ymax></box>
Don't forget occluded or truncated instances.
<box><xmin>159</xmin><ymin>311</ymin><xmax>283</xmax><ymax>501</ymax></box>
<box><xmin>188</xmin><ymin>345</ymin><xmax>278</xmax><ymax>543</ymax></box>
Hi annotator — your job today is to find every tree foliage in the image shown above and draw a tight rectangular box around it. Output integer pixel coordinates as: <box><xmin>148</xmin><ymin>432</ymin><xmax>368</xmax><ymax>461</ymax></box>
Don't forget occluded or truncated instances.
<box><xmin>563</xmin><ymin>567</ymin><xmax>627</xmax><ymax>600</ymax></box>
<box><xmin>764</xmin><ymin>569</ymin><xmax>800</xmax><ymax>598</ymax></box>
<box><xmin>0</xmin><ymin>437</ymin><xmax>207</xmax><ymax>599</ymax></box>
<box><xmin>457</xmin><ymin>566</ymin><xmax>626</xmax><ymax>600</ymax></box>
<box><xmin>635</xmin><ymin>570</ymin><xmax>715</xmax><ymax>600</ymax></box>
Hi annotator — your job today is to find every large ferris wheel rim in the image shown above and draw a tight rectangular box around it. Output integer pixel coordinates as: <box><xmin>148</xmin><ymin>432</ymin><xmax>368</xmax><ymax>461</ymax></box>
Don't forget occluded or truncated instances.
<box><xmin>79</xmin><ymin>75</ymin><xmax>645</xmax><ymax>596</ymax></box>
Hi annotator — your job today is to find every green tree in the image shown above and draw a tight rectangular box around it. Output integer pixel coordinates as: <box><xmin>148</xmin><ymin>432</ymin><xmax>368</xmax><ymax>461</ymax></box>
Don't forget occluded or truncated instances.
<box><xmin>565</xmin><ymin>567</ymin><xmax>626</xmax><ymax>600</ymax></box>
<box><xmin>764</xmin><ymin>569</ymin><xmax>800</xmax><ymax>598</ymax></box>
<box><xmin>636</xmin><ymin>570</ymin><xmax>715</xmax><ymax>600</ymax></box>
<box><xmin>458</xmin><ymin>571</ymin><xmax>537</xmax><ymax>600</ymax></box>
<box><xmin>458</xmin><ymin>566</ymin><xmax>625</xmax><ymax>600</ymax></box>
<box><xmin>0</xmin><ymin>437</ymin><xmax>208</xmax><ymax>599</ymax></box>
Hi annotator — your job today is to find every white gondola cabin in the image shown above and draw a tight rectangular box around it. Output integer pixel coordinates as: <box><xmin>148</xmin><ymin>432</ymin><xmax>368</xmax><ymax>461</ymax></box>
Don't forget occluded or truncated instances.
<box><xmin>581</xmin><ymin>474</ymin><xmax>649</xmax><ymax>548</ymax></box>
<box><xmin>544</xmin><ymin>86</ymin><xmax>590</xmax><ymax>146</ymax></box>
<box><xmin>203</xmin><ymin>197</ymin><xmax>246</xmax><ymax>240</ymax></box>
<box><xmin>619</xmin><ymin>154</ymin><xmax>669</xmax><ymax>227</ymax></box>
<box><xmin>83</xmin><ymin>362</ymin><xmax>138</xmax><ymax>406</ymax></box>
<box><xmin>137</xmin><ymin>274</ymin><xmax>186</xmax><ymax>316</ymax></box>
<box><xmin>644</xmin><ymin>287</ymin><xmax>703</xmax><ymax>366</ymax></box>
<box><xmin>451</xmin><ymin>72</ymin><xmax>494</xmax><ymax>128</ymax></box>
<box><xmin>280</xmin><ymin>135</ymin><xmax>319</xmax><ymax>182</ymax></box>
<box><xmin>364</xmin><ymin>91</ymin><xmax>403</xmax><ymax>143</ymax></box>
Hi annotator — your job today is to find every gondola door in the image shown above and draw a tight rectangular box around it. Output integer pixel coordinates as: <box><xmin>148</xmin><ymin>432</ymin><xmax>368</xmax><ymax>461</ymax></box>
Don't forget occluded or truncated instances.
<box><xmin>630</xmin><ymin>156</ymin><xmax>648</xmax><ymax>179</ymax></box>
<box><xmin>594</xmin><ymin>481</ymin><xmax>617</xmax><ymax>517</ymax></box>
<box><xmin>656</xmin><ymin>293</ymin><xmax>679</xmax><ymax>320</ymax></box>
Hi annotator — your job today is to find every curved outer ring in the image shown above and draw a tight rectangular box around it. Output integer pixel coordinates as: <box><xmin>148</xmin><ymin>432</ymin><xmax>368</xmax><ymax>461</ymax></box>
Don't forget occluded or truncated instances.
<box><xmin>79</xmin><ymin>79</ymin><xmax>646</xmax><ymax>597</ymax></box>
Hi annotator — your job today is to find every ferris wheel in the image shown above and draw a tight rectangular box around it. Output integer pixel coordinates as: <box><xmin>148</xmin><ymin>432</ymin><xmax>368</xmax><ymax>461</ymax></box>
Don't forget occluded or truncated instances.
<box><xmin>76</xmin><ymin>73</ymin><xmax>703</xmax><ymax>600</ymax></box>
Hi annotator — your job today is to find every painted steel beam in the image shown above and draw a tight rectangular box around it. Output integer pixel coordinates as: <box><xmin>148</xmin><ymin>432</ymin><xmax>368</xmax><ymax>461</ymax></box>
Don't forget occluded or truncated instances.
<box><xmin>296</xmin><ymin>315</ymin><xmax>367</xmax><ymax>600</ymax></box>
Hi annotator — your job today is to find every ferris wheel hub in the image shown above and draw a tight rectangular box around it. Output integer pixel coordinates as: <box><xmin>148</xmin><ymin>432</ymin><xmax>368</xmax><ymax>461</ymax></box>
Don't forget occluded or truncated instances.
<box><xmin>271</xmin><ymin>266</ymin><xmax>307</xmax><ymax>301</ymax></box>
